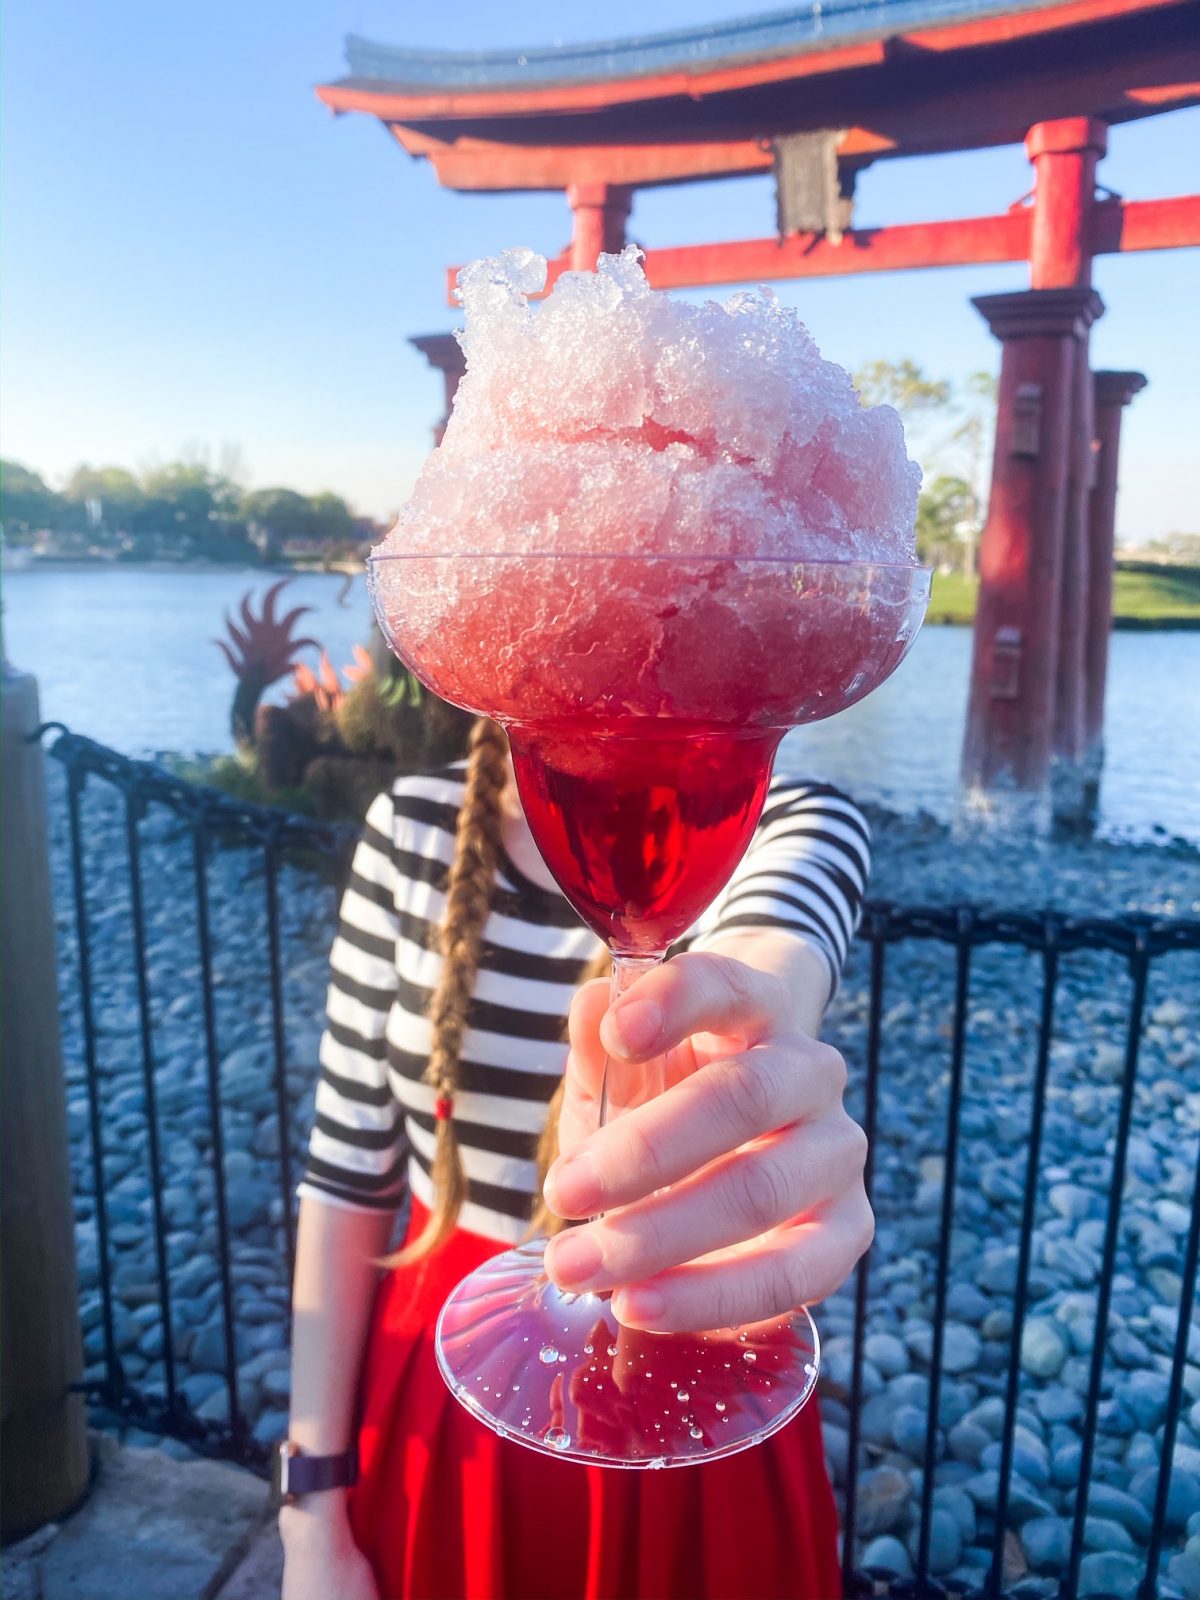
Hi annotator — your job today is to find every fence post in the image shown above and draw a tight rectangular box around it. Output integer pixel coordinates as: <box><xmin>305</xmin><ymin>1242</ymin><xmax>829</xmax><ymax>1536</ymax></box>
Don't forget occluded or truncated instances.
<box><xmin>1</xmin><ymin>666</ymin><xmax>91</xmax><ymax>1537</ymax></box>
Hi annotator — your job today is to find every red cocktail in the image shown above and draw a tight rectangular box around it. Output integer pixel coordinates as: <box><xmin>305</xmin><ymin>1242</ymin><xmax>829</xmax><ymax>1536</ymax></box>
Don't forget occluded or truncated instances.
<box><xmin>367</xmin><ymin>551</ymin><xmax>930</xmax><ymax>1466</ymax></box>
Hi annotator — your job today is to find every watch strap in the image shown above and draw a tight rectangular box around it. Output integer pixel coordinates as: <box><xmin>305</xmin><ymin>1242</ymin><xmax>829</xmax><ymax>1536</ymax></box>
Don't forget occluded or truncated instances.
<box><xmin>273</xmin><ymin>1443</ymin><xmax>358</xmax><ymax>1505</ymax></box>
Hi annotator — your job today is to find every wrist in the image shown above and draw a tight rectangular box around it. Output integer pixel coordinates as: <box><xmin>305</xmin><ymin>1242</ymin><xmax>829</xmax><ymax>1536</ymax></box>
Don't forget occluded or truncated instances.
<box><xmin>279</xmin><ymin>1490</ymin><xmax>351</xmax><ymax>1544</ymax></box>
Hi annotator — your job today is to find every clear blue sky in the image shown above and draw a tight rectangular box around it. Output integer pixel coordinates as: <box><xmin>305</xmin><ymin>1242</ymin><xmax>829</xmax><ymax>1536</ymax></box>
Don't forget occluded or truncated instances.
<box><xmin>2</xmin><ymin>0</ymin><xmax>1197</xmax><ymax>539</ymax></box>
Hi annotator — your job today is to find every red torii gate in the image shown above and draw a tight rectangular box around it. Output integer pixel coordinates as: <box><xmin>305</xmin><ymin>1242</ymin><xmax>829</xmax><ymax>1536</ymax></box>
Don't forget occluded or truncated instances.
<box><xmin>318</xmin><ymin>0</ymin><xmax>1200</xmax><ymax>832</ymax></box>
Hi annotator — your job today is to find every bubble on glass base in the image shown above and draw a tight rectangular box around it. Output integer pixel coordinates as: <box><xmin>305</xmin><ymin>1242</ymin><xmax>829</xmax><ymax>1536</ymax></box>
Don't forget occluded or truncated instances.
<box><xmin>715</xmin><ymin>1401</ymin><xmax>727</xmax><ymax>1413</ymax></box>
<box><xmin>649</xmin><ymin>1458</ymin><xmax>666</xmax><ymax>1470</ymax></box>
<box><xmin>743</xmin><ymin>1350</ymin><xmax>757</xmax><ymax>1363</ymax></box>
<box><xmin>804</xmin><ymin>1363</ymin><xmax>816</xmax><ymax>1378</ymax></box>
<box><xmin>689</xmin><ymin>1427</ymin><xmax>704</xmax><ymax>1440</ymax></box>
<box><xmin>677</xmin><ymin>1390</ymin><xmax>690</xmax><ymax>1403</ymax></box>
<box><xmin>538</xmin><ymin>1345</ymin><xmax>560</xmax><ymax>1365</ymax></box>
<box><xmin>544</xmin><ymin>1428</ymin><xmax>572</xmax><ymax>1452</ymax></box>
<box><xmin>606</xmin><ymin>1344</ymin><xmax>619</xmax><ymax>1358</ymax></box>
<box><xmin>583</xmin><ymin>1342</ymin><xmax>594</xmax><ymax>1355</ymax></box>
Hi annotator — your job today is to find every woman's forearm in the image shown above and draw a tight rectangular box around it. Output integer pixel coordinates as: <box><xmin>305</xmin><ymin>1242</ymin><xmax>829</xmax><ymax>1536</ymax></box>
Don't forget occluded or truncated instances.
<box><xmin>703</xmin><ymin>928</ymin><xmax>833</xmax><ymax>1037</ymax></box>
<box><xmin>288</xmin><ymin>1194</ymin><xmax>396</xmax><ymax>1457</ymax></box>
<box><xmin>280</xmin><ymin>1194</ymin><xmax>395</xmax><ymax>1584</ymax></box>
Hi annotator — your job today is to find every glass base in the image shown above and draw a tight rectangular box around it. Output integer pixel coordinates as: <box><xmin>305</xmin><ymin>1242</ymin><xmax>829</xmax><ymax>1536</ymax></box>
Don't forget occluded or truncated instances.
<box><xmin>434</xmin><ymin>1236</ymin><xmax>820</xmax><ymax>1469</ymax></box>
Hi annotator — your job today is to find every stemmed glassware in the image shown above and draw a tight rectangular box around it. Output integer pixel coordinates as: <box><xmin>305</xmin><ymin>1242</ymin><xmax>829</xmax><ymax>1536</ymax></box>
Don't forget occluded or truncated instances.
<box><xmin>368</xmin><ymin>549</ymin><xmax>930</xmax><ymax>1467</ymax></box>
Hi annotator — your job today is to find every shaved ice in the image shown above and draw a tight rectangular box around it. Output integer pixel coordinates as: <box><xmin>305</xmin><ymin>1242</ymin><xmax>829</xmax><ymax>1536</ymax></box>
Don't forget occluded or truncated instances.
<box><xmin>381</xmin><ymin>246</ymin><xmax>918</xmax><ymax>566</ymax></box>
<box><xmin>369</xmin><ymin>248</ymin><xmax>924</xmax><ymax>725</ymax></box>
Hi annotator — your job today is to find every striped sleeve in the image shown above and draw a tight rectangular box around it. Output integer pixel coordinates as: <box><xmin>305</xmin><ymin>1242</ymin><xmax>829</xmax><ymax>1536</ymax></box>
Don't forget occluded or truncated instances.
<box><xmin>691</xmin><ymin>779</ymin><xmax>870</xmax><ymax>993</ymax></box>
<box><xmin>298</xmin><ymin>789</ymin><xmax>408</xmax><ymax>1214</ymax></box>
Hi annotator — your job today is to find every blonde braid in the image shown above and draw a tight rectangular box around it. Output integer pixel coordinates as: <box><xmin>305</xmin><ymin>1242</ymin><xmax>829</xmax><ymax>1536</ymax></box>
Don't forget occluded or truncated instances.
<box><xmin>387</xmin><ymin>716</ymin><xmax>508</xmax><ymax>1266</ymax></box>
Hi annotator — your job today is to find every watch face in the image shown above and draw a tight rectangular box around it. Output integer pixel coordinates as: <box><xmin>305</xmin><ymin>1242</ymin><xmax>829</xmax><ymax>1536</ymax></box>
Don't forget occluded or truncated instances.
<box><xmin>272</xmin><ymin>1443</ymin><xmax>295</xmax><ymax>1506</ymax></box>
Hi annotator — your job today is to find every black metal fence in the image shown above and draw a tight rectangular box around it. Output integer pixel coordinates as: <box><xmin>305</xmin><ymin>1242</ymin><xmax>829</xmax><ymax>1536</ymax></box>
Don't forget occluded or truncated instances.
<box><xmin>37</xmin><ymin>728</ymin><xmax>1200</xmax><ymax>1600</ymax></box>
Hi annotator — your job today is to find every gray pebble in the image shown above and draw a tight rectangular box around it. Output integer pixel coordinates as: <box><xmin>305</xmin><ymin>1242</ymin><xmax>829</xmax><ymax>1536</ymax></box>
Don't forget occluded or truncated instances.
<box><xmin>945</xmin><ymin>1282</ymin><xmax>992</xmax><ymax>1323</ymax></box>
<box><xmin>907</xmin><ymin>1507</ymin><xmax>962</xmax><ymax>1575</ymax></box>
<box><xmin>1168</xmin><ymin>1552</ymin><xmax>1200</xmax><ymax>1600</ymax></box>
<box><xmin>1073</xmin><ymin>1483</ymin><xmax>1153</xmax><ymax>1544</ymax></box>
<box><xmin>855</xmin><ymin>1465</ymin><xmax>911</xmax><ymax>1537</ymax></box>
<box><xmin>1021</xmin><ymin>1317</ymin><xmax>1069</xmax><ymax>1379</ymax></box>
<box><xmin>864</xmin><ymin>1331</ymin><xmax>909</xmax><ymax>1377</ymax></box>
<box><xmin>1022</xmin><ymin>1515</ymin><xmax>1071</xmax><ymax>1573</ymax></box>
<box><xmin>1131</xmin><ymin>1466</ymin><xmax>1200</xmax><ymax>1531</ymax></box>
<box><xmin>822</xmin><ymin>1422</ymin><xmax>849</xmax><ymax>1485</ymax></box>
<box><xmin>1036</xmin><ymin>1385</ymin><xmax>1083</xmax><ymax>1425</ymax></box>
<box><xmin>1078</xmin><ymin>1551</ymin><xmax>1142</xmax><ymax>1598</ymax></box>
<box><xmin>890</xmin><ymin>1405</ymin><xmax>930</xmax><ymax>1459</ymax></box>
<box><xmin>948</xmin><ymin>1420</ymin><xmax>990</xmax><ymax>1465</ymax></box>
<box><xmin>861</xmin><ymin>1535</ymin><xmax>911</xmax><ymax>1577</ymax></box>
<box><xmin>1083</xmin><ymin>1516</ymin><xmax>1135</xmax><ymax>1554</ymax></box>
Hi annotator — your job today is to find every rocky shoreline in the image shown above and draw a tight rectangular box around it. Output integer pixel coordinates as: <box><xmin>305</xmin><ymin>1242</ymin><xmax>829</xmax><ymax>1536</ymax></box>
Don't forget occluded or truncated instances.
<box><xmin>45</xmin><ymin>763</ymin><xmax>1200</xmax><ymax>1598</ymax></box>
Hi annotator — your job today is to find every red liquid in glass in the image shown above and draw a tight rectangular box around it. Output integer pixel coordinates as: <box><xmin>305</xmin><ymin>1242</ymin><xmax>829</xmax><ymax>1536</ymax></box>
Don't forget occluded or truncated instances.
<box><xmin>508</xmin><ymin>719</ymin><xmax>784</xmax><ymax>956</ymax></box>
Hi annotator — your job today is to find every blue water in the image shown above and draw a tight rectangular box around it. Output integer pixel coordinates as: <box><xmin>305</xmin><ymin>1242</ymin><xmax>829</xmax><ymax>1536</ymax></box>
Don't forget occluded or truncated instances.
<box><xmin>4</xmin><ymin>566</ymin><xmax>1197</xmax><ymax>842</ymax></box>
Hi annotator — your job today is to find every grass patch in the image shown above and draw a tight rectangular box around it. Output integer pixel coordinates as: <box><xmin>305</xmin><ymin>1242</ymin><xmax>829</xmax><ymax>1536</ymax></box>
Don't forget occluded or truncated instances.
<box><xmin>167</xmin><ymin>752</ymin><xmax>317</xmax><ymax>815</ymax></box>
<box><xmin>924</xmin><ymin>564</ymin><xmax>1200</xmax><ymax>627</ymax></box>
<box><xmin>926</xmin><ymin>572</ymin><xmax>979</xmax><ymax>625</ymax></box>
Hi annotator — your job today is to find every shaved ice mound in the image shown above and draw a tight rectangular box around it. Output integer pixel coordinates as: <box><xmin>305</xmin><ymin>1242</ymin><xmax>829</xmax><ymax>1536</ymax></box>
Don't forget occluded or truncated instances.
<box><xmin>370</xmin><ymin>249</ymin><xmax>925</xmax><ymax>726</ymax></box>
<box><xmin>382</xmin><ymin>247</ymin><xmax>919</xmax><ymax>564</ymax></box>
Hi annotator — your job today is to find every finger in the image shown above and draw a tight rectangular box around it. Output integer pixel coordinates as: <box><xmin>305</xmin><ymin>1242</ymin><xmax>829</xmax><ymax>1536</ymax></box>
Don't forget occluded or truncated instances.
<box><xmin>600</xmin><ymin>952</ymin><xmax>793</xmax><ymax>1063</ymax></box>
<box><xmin>611</xmin><ymin>1190</ymin><xmax>876</xmax><ymax>1333</ymax></box>
<box><xmin>545</xmin><ymin>1039</ymin><xmax>845</xmax><ymax>1218</ymax></box>
<box><xmin>545</xmin><ymin>1113</ymin><xmax>867</xmax><ymax>1294</ymax></box>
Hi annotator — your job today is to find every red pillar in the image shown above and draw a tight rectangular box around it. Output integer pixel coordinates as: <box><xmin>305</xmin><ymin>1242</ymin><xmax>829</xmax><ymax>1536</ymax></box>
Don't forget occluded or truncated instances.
<box><xmin>567</xmin><ymin>182</ymin><xmax>633</xmax><ymax>271</ymax></box>
<box><xmin>1026</xmin><ymin>119</ymin><xmax>1106</xmax><ymax>290</ymax></box>
<box><xmin>1082</xmin><ymin>369</ymin><xmax>1148</xmax><ymax>821</ymax></box>
<box><xmin>409</xmin><ymin>333</ymin><xmax>467</xmax><ymax>446</ymax></box>
<box><xmin>1026</xmin><ymin>118</ymin><xmax>1107</xmax><ymax>827</ymax></box>
<box><xmin>959</xmin><ymin>287</ymin><xmax>1103</xmax><ymax>833</ymax></box>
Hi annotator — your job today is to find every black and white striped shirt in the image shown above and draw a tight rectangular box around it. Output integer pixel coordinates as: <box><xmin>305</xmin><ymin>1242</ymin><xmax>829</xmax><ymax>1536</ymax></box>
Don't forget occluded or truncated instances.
<box><xmin>299</xmin><ymin>766</ymin><xmax>870</xmax><ymax>1243</ymax></box>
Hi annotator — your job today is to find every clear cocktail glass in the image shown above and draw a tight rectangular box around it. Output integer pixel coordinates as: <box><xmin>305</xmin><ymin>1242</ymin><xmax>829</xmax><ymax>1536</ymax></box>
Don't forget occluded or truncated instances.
<box><xmin>368</xmin><ymin>550</ymin><xmax>930</xmax><ymax>1468</ymax></box>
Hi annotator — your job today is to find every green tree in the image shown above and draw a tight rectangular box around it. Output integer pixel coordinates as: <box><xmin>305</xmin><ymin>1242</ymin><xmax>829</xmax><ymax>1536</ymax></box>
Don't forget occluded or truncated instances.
<box><xmin>308</xmin><ymin>491</ymin><xmax>357</xmax><ymax>547</ymax></box>
<box><xmin>854</xmin><ymin>358</ymin><xmax>952</xmax><ymax>417</ymax></box>
<box><xmin>63</xmin><ymin>464</ymin><xmax>145</xmax><ymax>536</ymax></box>
<box><xmin>916</xmin><ymin>474</ymin><xmax>975</xmax><ymax>569</ymax></box>
<box><xmin>0</xmin><ymin>460</ymin><xmax>63</xmax><ymax>538</ymax></box>
<box><xmin>855</xmin><ymin>359</ymin><xmax>997</xmax><ymax>575</ymax></box>
<box><xmin>241</xmin><ymin>487</ymin><xmax>314</xmax><ymax>558</ymax></box>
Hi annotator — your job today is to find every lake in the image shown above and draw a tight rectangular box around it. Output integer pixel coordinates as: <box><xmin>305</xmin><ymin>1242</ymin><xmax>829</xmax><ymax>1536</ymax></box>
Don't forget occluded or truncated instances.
<box><xmin>4</xmin><ymin>566</ymin><xmax>1198</xmax><ymax>843</ymax></box>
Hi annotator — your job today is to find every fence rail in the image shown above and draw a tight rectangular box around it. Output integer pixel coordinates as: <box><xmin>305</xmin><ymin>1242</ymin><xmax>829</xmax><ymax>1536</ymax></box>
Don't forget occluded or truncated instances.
<box><xmin>35</xmin><ymin>727</ymin><xmax>1200</xmax><ymax>1600</ymax></box>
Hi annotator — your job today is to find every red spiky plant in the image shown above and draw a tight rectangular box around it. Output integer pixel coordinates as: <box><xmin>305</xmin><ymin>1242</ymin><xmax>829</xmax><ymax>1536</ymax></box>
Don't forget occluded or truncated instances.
<box><xmin>215</xmin><ymin>580</ymin><xmax>319</xmax><ymax>750</ymax></box>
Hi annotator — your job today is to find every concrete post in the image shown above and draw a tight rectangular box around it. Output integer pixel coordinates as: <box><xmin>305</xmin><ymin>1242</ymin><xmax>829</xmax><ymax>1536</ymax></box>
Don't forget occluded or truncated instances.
<box><xmin>1</xmin><ymin>667</ymin><xmax>91</xmax><ymax>1537</ymax></box>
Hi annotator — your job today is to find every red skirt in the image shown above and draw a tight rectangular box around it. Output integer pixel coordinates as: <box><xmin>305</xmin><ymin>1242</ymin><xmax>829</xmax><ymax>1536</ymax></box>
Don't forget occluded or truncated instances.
<box><xmin>349</xmin><ymin>1199</ymin><xmax>842</xmax><ymax>1600</ymax></box>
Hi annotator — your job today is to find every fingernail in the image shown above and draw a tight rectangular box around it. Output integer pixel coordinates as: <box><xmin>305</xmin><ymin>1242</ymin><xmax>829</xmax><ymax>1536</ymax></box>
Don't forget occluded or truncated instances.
<box><xmin>544</xmin><ymin>1154</ymin><xmax>602</xmax><ymax>1217</ymax></box>
<box><xmin>605</xmin><ymin>998</ymin><xmax>664</xmax><ymax>1058</ymax></box>
<box><xmin>613</xmin><ymin>1285</ymin><xmax>666</xmax><ymax>1329</ymax></box>
<box><xmin>545</xmin><ymin>1230</ymin><xmax>604</xmax><ymax>1288</ymax></box>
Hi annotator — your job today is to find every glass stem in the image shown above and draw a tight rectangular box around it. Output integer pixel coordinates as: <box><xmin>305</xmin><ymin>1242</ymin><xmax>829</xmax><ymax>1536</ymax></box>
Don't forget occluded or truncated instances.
<box><xmin>597</xmin><ymin>953</ymin><xmax>668</xmax><ymax>1135</ymax></box>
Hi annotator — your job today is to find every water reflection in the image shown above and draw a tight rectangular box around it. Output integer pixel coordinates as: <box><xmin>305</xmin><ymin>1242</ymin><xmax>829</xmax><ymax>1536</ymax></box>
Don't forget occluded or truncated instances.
<box><xmin>4</xmin><ymin>569</ymin><xmax>1197</xmax><ymax>843</ymax></box>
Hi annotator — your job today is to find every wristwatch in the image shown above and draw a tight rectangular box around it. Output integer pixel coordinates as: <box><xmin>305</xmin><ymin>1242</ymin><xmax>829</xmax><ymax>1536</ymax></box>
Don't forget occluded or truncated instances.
<box><xmin>272</xmin><ymin>1442</ymin><xmax>358</xmax><ymax>1507</ymax></box>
